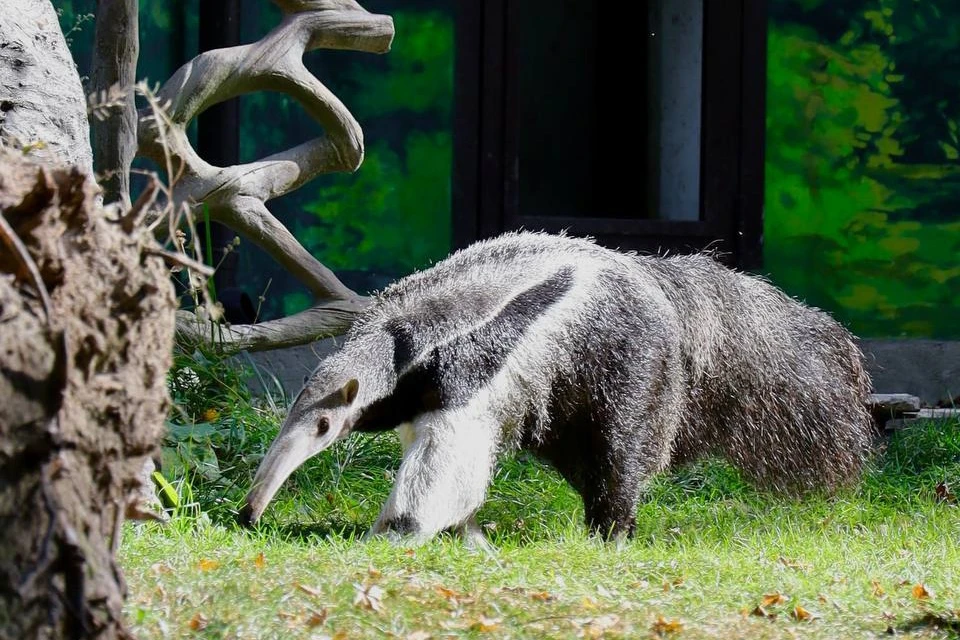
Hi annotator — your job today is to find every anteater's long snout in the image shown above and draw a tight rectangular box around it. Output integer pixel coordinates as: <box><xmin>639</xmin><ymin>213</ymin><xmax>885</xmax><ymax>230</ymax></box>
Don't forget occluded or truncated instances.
<box><xmin>237</xmin><ymin>503</ymin><xmax>256</xmax><ymax>528</ymax></box>
<box><xmin>238</xmin><ymin>429</ymin><xmax>315</xmax><ymax>528</ymax></box>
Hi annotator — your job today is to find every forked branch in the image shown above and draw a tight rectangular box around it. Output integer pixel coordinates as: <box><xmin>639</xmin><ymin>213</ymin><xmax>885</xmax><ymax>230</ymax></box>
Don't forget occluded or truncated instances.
<box><xmin>137</xmin><ymin>0</ymin><xmax>393</xmax><ymax>304</ymax></box>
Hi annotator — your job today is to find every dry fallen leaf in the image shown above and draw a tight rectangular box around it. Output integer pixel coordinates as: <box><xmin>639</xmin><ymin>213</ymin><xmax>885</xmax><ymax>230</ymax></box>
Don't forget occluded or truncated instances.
<box><xmin>188</xmin><ymin>612</ymin><xmax>208</xmax><ymax>631</ymax></box>
<box><xmin>577</xmin><ymin>614</ymin><xmax>620</xmax><ymax>638</ymax></box>
<box><xmin>368</xmin><ymin>565</ymin><xmax>382</xmax><ymax>579</ymax></box>
<box><xmin>750</xmin><ymin>606</ymin><xmax>775</xmax><ymax>619</ymax></box>
<box><xmin>197</xmin><ymin>559</ymin><xmax>219</xmax><ymax>572</ymax></box>
<box><xmin>439</xmin><ymin>620</ymin><xmax>468</xmax><ymax>631</ymax></box>
<box><xmin>779</xmin><ymin>556</ymin><xmax>813</xmax><ymax>572</ymax></box>
<box><xmin>332</xmin><ymin>631</ymin><xmax>348</xmax><ymax>640</ymax></box>
<box><xmin>296</xmin><ymin>583</ymin><xmax>322</xmax><ymax>598</ymax></box>
<box><xmin>254</xmin><ymin>552</ymin><xmax>265</xmax><ymax>569</ymax></box>
<box><xmin>403</xmin><ymin>549</ymin><xmax>416</xmax><ymax>558</ymax></box>
<box><xmin>791</xmin><ymin>605</ymin><xmax>816</xmax><ymax>621</ymax></box>
<box><xmin>406</xmin><ymin>632</ymin><xmax>431</xmax><ymax>640</ymax></box>
<box><xmin>470</xmin><ymin>616</ymin><xmax>501</xmax><ymax>632</ymax></box>
<box><xmin>817</xmin><ymin>593</ymin><xmax>829</xmax><ymax>604</ymax></box>
<box><xmin>762</xmin><ymin>593</ymin><xmax>788</xmax><ymax>607</ymax></box>
<box><xmin>651</xmin><ymin>614</ymin><xmax>683</xmax><ymax>635</ymax></box>
<box><xmin>935</xmin><ymin>481</ymin><xmax>957</xmax><ymax>504</ymax></box>
<box><xmin>435</xmin><ymin>586</ymin><xmax>461</xmax><ymax>600</ymax></box>
<box><xmin>530</xmin><ymin>591</ymin><xmax>555</xmax><ymax>602</ymax></box>
<box><xmin>307</xmin><ymin>608</ymin><xmax>329</xmax><ymax>627</ymax></box>
<box><xmin>912</xmin><ymin>583</ymin><xmax>934</xmax><ymax>600</ymax></box>
<box><xmin>150</xmin><ymin>562</ymin><xmax>172</xmax><ymax>575</ymax></box>
<box><xmin>871</xmin><ymin>580</ymin><xmax>886</xmax><ymax>598</ymax></box>
<box><xmin>354</xmin><ymin>583</ymin><xmax>385</xmax><ymax>613</ymax></box>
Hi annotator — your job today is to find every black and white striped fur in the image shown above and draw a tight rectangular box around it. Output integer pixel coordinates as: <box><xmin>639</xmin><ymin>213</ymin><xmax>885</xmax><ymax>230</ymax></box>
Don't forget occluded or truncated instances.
<box><xmin>240</xmin><ymin>231</ymin><xmax>873</xmax><ymax>545</ymax></box>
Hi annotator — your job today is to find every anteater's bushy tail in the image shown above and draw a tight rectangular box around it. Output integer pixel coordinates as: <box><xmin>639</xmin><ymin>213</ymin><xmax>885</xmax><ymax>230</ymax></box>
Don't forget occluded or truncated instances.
<box><xmin>649</xmin><ymin>253</ymin><xmax>873</xmax><ymax>494</ymax></box>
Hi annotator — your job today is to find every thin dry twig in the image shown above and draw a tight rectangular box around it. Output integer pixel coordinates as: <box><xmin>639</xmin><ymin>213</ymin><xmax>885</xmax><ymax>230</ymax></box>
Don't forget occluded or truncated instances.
<box><xmin>120</xmin><ymin>174</ymin><xmax>159</xmax><ymax>232</ymax></box>
<box><xmin>0</xmin><ymin>212</ymin><xmax>54</xmax><ymax>321</ymax></box>
<box><xmin>142</xmin><ymin>247</ymin><xmax>215</xmax><ymax>278</ymax></box>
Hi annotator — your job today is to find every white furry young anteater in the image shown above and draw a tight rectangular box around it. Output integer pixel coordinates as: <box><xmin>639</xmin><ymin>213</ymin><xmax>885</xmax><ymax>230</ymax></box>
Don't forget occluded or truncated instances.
<box><xmin>239</xmin><ymin>231</ymin><xmax>873</xmax><ymax>545</ymax></box>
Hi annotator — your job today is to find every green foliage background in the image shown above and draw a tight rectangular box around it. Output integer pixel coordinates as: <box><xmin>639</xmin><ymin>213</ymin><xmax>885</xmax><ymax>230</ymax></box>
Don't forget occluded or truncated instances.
<box><xmin>57</xmin><ymin>0</ymin><xmax>958</xmax><ymax>336</ymax></box>
<box><xmin>765</xmin><ymin>0</ymin><xmax>960</xmax><ymax>338</ymax></box>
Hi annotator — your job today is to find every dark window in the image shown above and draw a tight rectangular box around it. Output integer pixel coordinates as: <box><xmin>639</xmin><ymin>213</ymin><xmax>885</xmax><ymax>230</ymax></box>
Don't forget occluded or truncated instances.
<box><xmin>453</xmin><ymin>0</ymin><xmax>767</xmax><ymax>269</ymax></box>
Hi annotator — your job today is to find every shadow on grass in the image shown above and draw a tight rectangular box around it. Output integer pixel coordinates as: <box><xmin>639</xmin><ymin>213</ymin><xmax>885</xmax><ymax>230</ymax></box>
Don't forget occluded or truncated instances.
<box><xmin>897</xmin><ymin>612</ymin><xmax>960</xmax><ymax>635</ymax></box>
<box><xmin>212</xmin><ymin>418</ymin><xmax>960</xmax><ymax>548</ymax></box>
<box><xmin>270</xmin><ymin>520</ymin><xmax>370</xmax><ymax>543</ymax></box>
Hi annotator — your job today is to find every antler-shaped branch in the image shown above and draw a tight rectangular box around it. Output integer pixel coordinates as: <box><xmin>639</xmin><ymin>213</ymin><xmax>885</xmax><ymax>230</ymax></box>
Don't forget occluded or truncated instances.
<box><xmin>137</xmin><ymin>0</ymin><xmax>393</xmax><ymax>306</ymax></box>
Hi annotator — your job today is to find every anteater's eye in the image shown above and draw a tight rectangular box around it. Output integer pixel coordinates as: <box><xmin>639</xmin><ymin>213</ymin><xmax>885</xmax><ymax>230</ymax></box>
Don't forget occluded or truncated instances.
<box><xmin>317</xmin><ymin>416</ymin><xmax>330</xmax><ymax>436</ymax></box>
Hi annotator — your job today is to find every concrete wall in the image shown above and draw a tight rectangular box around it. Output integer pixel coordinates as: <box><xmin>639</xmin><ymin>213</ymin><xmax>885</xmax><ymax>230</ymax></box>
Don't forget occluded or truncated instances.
<box><xmin>858</xmin><ymin>339</ymin><xmax>959</xmax><ymax>406</ymax></box>
<box><xmin>238</xmin><ymin>338</ymin><xmax>960</xmax><ymax>407</ymax></box>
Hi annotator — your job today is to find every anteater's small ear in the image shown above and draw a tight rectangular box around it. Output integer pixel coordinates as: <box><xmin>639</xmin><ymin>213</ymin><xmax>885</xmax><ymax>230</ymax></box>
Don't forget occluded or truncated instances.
<box><xmin>341</xmin><ymin>378</ymin><xmax>359</xmax><ymax>405</ymax></box>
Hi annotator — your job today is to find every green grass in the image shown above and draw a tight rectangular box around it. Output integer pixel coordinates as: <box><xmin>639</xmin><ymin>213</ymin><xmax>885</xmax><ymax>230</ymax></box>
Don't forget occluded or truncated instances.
<box><xmin>124</xmin><ymin>355</ymin><xmax>960</xmax><ymax>638</ymax></box>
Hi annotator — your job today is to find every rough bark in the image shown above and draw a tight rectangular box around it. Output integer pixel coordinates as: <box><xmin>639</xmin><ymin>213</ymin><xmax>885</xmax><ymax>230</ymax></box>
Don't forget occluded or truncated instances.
<box><xmin>137</xmin><ymin>0</ymin><xmax>392</xmax><ymax>352</ymax></box>
<box><xmin>90</xmin><ymin>0</ymin><xmax>139</xmax><ymax>207</ymax></box>
<box><xmin>0</xmin><ymin>0</ymin><xmax>93</xmax><ymax>174</ymax></box>
<box><xmin>0</xmin><ymin>154</ymin><xmax>176</xmax><ymax>637</ymax></box>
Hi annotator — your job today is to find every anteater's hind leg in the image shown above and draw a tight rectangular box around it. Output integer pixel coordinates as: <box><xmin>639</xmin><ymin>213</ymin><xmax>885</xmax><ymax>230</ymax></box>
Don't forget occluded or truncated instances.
<box><xmin>577</xmin><ymin>419</ymin><xmax>673</xmax><ymax>540</ymax></box>
<box><xmin>366</xmin><ymin>407</ymin><xmax>499</xmax><ymax>546</ymax></box>
<box><xmin>578</xmin><ymin>361</ymin><xmax>683</xmax><ymax>540</ymax></box>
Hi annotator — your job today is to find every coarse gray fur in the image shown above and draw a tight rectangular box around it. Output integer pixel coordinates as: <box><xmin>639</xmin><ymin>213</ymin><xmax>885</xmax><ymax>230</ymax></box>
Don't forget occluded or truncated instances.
<box><xmin>239</xmin><ymin>231</ymin><xmax>873</xmax><ymax>544</ymax></box>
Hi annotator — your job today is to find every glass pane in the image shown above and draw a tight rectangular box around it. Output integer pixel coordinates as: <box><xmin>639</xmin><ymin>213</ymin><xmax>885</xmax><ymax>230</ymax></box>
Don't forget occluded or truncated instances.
<box><xmin>517</xmin><ymin>0</ymin><xmax>703</xmax><ymax>221</ymax></box>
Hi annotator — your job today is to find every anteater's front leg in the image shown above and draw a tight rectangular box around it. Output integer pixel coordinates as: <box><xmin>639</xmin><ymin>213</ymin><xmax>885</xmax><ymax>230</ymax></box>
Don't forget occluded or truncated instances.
<box><xmin>367</xmin><ymin>407</ymin><xmax>498</xmax><ymax>546</ymax></box>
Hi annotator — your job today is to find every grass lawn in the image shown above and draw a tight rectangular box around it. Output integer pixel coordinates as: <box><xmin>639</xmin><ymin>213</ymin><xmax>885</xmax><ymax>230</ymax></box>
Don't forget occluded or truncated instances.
<box><xmin>120</xmin><ymin>404</ymin><xmax>960</xmax><ymax>639</ymax></box>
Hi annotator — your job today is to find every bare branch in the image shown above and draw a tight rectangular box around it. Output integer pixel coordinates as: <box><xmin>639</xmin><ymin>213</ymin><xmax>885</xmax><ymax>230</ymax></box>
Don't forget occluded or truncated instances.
<box><xmin>0</xmin><ymin>212</ymin><xmax>53</xmax><ymax>320</ymax></box>
<box><xmin>136</xmin><ymin>3</ymin><xmax>392</xmax><ymax>304</ymax></box>
<box><xmin>273</xmin><ymin>0</ymin><xmax>370</xmax><ymax>14</ymax></box>
<box><xmin>120</xmin><ymin>174</ymin><xmax>159</xmax><ymax>232</ymax></box>
<box><xmin>142</xmin><ymin>247</ymin><xmax>215</xmax><ymax>278</ymax></box>
<box><xmin>212</xmin><ymin>197</ymin><xmax>357</xmax><ymax>300</ymax></box>
<box><xmin>175</xmin><ymin>298</ymin><xmax>368</xmax><ymax>355</ymax></box>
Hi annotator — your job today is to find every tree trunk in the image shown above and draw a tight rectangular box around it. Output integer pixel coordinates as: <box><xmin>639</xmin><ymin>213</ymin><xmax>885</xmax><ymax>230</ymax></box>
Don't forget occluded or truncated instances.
<box><xmin>0</xmin><ymin>2</ymin><xmax>176</xmax><ymax>637</ymax></box>
<box><xmin>0</xmin><ymin>148</ymin><xmax>176</xmax><ymax>639</ymax></box>
<box><xmin>90</xmin><ymin>0</ymin><xmax>140</xmax><ymax>207</ymax></box>
<box><xmin>0</xmin><ymin>0</ymin><xmax>93</xmax><ymax>174</ymax></box>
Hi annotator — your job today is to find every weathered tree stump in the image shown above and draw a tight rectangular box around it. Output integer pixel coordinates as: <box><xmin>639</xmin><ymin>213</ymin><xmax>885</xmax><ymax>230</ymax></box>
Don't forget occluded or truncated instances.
<box><xmin>0</xmin><ymin>149</ymin><xmax>176</xmax><ymax>638</ymax></box>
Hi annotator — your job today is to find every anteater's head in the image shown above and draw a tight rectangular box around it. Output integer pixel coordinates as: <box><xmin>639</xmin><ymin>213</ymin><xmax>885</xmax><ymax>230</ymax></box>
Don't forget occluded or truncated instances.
<box><xmin>238</xmin><ymin>372</ymin><xmax>361</xmax><ymax>527</ymax></box>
